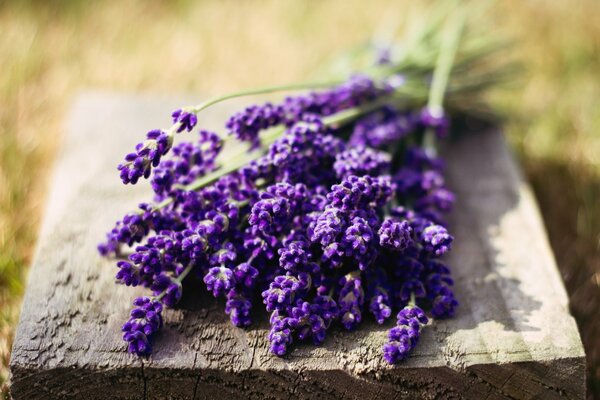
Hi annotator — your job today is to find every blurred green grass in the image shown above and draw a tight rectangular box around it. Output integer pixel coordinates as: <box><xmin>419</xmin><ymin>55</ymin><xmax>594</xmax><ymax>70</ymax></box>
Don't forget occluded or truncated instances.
<box><xmin>1</xmin><ymin>0</ymin><xmax>599</xmax><ymax>397</ymax></box>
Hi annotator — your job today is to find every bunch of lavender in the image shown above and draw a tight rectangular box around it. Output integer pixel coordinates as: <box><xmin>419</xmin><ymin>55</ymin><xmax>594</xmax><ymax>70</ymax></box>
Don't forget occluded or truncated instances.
<box><xmin>100</xmin><ymin>9</ymin><xmax>501</xmax><ymax>362</ymax></box>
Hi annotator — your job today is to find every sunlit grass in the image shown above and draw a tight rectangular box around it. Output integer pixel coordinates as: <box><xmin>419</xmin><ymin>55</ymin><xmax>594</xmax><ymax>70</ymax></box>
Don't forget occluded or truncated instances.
<box><xmin>1</xmin><ymin>0</ymin><xmax>599</xmax><ymax>396</ymax></box>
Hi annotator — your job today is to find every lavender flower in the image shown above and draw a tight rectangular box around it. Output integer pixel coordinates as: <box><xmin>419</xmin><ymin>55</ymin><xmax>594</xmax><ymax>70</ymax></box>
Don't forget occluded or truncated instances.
<box><xmin>99</xmin><ymin>203</ymin><xmax>185</xmax><ymax>257</ymax></box>
<box><xmin>341</xmin><ymin>216</ymin><xmax>376</xmax><ymax>270</ymax></box>
<box><xmin>311</xmin><ymin>207</ymin><xmax>346</xmax><ymax>247</ymax></box>
<box><xmin>333</xmin><ymin>146</ymin><xmax>391</xmax><ymax>179</ymax></box>
<box><xmin>378</xmin><ymin>218</ymin><xmax>413</xmax><ymax>251</ymax></box>
<box><xmin>249</xmin><ymin>183</ymin><xmax>307</xmax><ymax>234</ymax></box>
<box><xmin>151</xmin><ymin>130</ymin><xmax>222</xmax><ymax>198</ymax></box>
<box><xmin>421</xmin><ymin>224</ymin><xmax>453</xmax><ymax>256</ymax></box>
<box><xmin>203</xmin><ymin>266</ymin><xmax>235</xmax><ymax>297</ymax></box>
<box><xmin>383</xmin><ymin>305</ymin><xmax>428</xmax><ymax>364</ymax></box>
<box><xmin>328</xmin><ymin>175</ymin><xmax>393</xmax><ymax>212</ymax></box>
<box><xmin>225</xmin><ymin>290</ymin><xmax>253</xmax><ymax>327</ymax></box>
<box><xmin>349</xmin><ymin>107</ymin><xmax>417</xmax><ymax>148</ymax></box>
<box><xmin>122</xmin><ymin>297</ymin><xmax>163</xmax><ymax>356</ymax></box>
<box><xmin>226</xmin><ymin>103</ymin><xmax>283</xmax><ymax>148</ymax></box>
<box><xmin>278</xmin><ymin>238</ymin><xmax>320</xmax><ymax>274</ymax></box>
<box><xmin>118</xmin><ymin>130</ymin><xmax>173</xmax><ymax>184</ymax></box>
<box><xmin>262</xmin><ymin>273</ymin><xmax>311</xmax><ymax>312</ymax></box>
<box><xmin>172</xmin><ymin>108</ymin><xmax>198</xmax><ymax>133</ymax></box>
<box><xmin>338</xmin><ymin>272</ymin><xmax>364</xmax><ymax>330</ymax></box>
<box><xmin>366</xmin><ymin>268</ymin><xmax>393</xmax><ymax>324</ymax></box>
<box><xmin>268</xmin><ymin>311</ymin><xmax>293</xmax><ymax>356</ymax></box>
<box><xmin>287</xmin><ymin>299</ymin><xmax>330</xmax><ymax>345</ymax></box>
<box><xmin>431</xmin><ymin>286</ymin><xmax>458</xmax><ymax>318</ymax></box>
<box><xmin>233</xmin><ymin>262</ymin><xmax>259</xmax><ymax>289</ymax></box>
<box><xmin>151</xmin><ymin>274</ymin><xmax>183</xmax><ymax>307</ymax></box>
<box><xmin>117</xmin><ymin>233</ymin><xmax>179</xmax><ymax>288</ymax></box>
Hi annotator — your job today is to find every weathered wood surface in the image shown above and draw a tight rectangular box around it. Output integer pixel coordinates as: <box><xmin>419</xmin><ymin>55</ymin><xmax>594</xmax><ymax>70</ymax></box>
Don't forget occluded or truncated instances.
<box><xmin>10</xmin><ymin>92</ymin><xmax>585</xmax><ymax>399</ymax></box>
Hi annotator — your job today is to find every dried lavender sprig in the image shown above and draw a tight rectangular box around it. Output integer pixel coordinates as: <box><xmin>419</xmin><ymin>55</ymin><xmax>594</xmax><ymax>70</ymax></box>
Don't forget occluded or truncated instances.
<box><xmin>118</xmin><ymin>81</ymin><xmax>344</xmax><ymax>185</ymax></box>
<box><xmin>122</xmin><ymin>262</ymin><xmax>195</xmax><ymax>356</ymax></box>
<box><xmin>383</xmin><ymin>295</ymin><xmax>429</xmax><ymax>364</ymax></box>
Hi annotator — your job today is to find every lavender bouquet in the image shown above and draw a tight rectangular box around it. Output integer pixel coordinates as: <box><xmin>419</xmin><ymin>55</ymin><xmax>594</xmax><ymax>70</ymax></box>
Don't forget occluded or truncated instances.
<box><xmin>99</xmin><ymin>8</ymin><xmax>506</xmax><ymax>363</ymax></box>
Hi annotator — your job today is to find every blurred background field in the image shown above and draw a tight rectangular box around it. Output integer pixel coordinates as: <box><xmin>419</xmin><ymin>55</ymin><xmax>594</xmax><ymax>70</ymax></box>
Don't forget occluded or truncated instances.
<box><xmin>0</xmin><ymin>0</ymin><xmax>599</xmax><ymax>397</ymax></box>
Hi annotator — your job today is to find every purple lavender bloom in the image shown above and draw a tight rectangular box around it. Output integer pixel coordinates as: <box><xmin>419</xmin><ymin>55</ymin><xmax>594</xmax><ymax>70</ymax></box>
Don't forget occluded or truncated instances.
<box><xmin>180</xmin><ymin>228</ymin><xmax>209</xmax><ymax>262</ymax></box>
<box><xmin>421</xmin><ymin>224</ymin><xmax>453</xmax><ymax>256</ymax></box>
<box><xmin>383</xmin><ymin>305</ymin><xmax>428</xmax><ymax>364</ymax></box>
<box><xmin>431</xmin><ymin>286</ymin><xmax>459</xmax><ymax>318</ymax></box>
<box><xmin>225</xmin><ymin>289</ymin><xmax>253</xmax><ymax>327</ymax></box>
<box><xmin>268</xmin><ymin>311</ymin><xmax>293</xmax><ymax>356</ymax></box>
<box><xmin>99</xmin><ymin>203</ymin><xmax>182</xmax><ymax>256</ymax></box>
<box><xmin>312</xmin><ymin>295</ymin><xmax>339</xmax><ymax>328</ymax></box>
<box><xmin>268</xmin><ymin>295</ymin><xmax>338</xmax><ymax>356</ymax></box>
<box><xmin>249</xmin><ymin>183</ymin><xmax>307</xmax><ymax>234</ymax></box>
<box><xmin>98</xmin><ymin>212</ymin><xmax>147</xmax><ymax>255</ymax></box>
<box><xmin>122</xmin><ymin>297</ymin><xmax>163</xmax><ymax>356</ymax></box>
<box><xmin>262</xmin><ymin>273</ymin><xmax>311</xmax><ymax>312</ymax></box>
<box><xmin>338</xmin><ymin>272</ymin><xmax>364</xmax><ymax>330</ymax></box>
<box><xmin>209</xmin><ymin>242</ymin><xmax>237</xmax><ymax>268</ymax></box>
<box><xmin>104</xmin><ymin>70</ymin><xmax>463</xmax><ymax>362</ymax></box>
<box><xmin>311</xmin><ymin>206</ymin><xmax>346</xmax><ymax>247</ymax></box>
<box><xmin>116</xmin><ymin>261</ymin><xmax>140</xmax><ymax>287</ymax></box>
<box><xmin>203</xmin><ymin>266</ymin><xmax>235</xmax><ymax>297</ymax></box>
<box><xmin>233</xmin><ymin>262</ymin><xmax>259</xmax><ymax>289</ymax></box>
<box><xmin>333</xmin><ymin>146</ymin><xmax>391</xmax><ymax>179</ymax></box>
<box><xmin>282</xmin><ymin>75</ymin><xmax>382</xmax><ymax>122</ymax></box>
<box><xmin>278</xmin><ymin>238</ymin><xmax>319</xmax><ymax>274</ymax></box>
<box><xmin>287</xmin><ymin>300</ymin><xmax>329</xmax><ymax>345</ymax></box>
<box><xmin>420</xmin><ymin>106</ymin><xmax>450</xmax><ymax>138</ymax></box>
<box><xmin>368</xmin><ymin>286</ymin><xmax>393</xmax><ymax>325</ymax></box>
<box><xmin>269</xmin><ymin>120</ymin><xmax>323</xmax><ymax>160</ymax></box>
<box><xmin>248</xmin><ymin>194</ymin><xmax>291</xmax><ymax>234</ymax></box>
<box><xmin>378</xmin><ymin>218</ymin><xmax>413</xmax><ymax>251</ymax></box>
<box><xmin>226</xmin><ymin>102</ymin><xmax>284</xmax><ymax>148</ymax></box>
<box><xmin>366</xmin><ymin>268</ymin><xmax>393</xmax><ymax>324</ymax></box>
<box><xmin>151</xmin><ymin>130</ymin><xmax>222</xmax><ymax>198</ymax></box>
<box><xmin>341</xmin><ymin>216</ymin><xmax>376</xmax><ymax>270</ymax></box>
<box><xmin>172</xmin><ymin>108</ymin><xmax>198</xmax><ymax>133</ymax></box>
<box><xmin>243</xmin><ymin>226</ymin><xmax>279</xmax><ymax>260</ymax></box>
<box><xmin>118</xmin><ymin>129</ymin><xmax>172</xmax><ymax>184</ymax></box>
<box><xmin>424</xmin><ymin>259</ymin><xmax>458</xmax><ymax>318</ymax></box>
<box><xmin>121</xmin><ymin>233</ymin><xmax>179</xmax><ymax>288</ymax></box>
<box><xmin>151</xmin><ymin>273</ymin><xmax>183</xmax><ymax>307</ymax></box>
<box><xmin>267</xmin><ymin>119</ymin><xmax>327</xmax><ymax>178</ymax></box>
<box><xmin>349</xmin><ymin>107</ymin><xmax>417</xmax><ymax>148</ymax></box>
<box><xmin>328</xmin><ymin>175</ymin><xmax>393</xmax><ymax>212</ymax></box>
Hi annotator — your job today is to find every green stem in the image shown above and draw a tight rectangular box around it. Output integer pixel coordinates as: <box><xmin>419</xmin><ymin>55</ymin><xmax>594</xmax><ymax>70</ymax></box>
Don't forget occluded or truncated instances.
<box><xmin>428</xmin><ymin>10</ymin><xmax>466</xmax><ymax>111</ymax></box>
<box><xmin>424</xmin><ymin>9</ymin><xmax>466</xmax><ymax>156</ymax></box>
<box><xmin>188</xmin><ymin>80</ymin><xmax>343</xmax><ymax>115</ymax></box>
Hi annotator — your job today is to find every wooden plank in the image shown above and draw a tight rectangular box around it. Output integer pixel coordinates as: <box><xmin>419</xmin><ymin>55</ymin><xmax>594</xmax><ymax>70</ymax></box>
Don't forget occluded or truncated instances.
<box><xmin>9</xmin><ymin>92</ymin><xmax>586</xmax><ymax>399</ymax></box>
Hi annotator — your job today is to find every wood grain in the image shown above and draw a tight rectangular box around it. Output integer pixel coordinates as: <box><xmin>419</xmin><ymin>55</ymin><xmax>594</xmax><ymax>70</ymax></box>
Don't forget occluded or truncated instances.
<box><xmin>9</xmin><ymin>93</ymin><xmax>585</xmax><ymax>399</ymax></box>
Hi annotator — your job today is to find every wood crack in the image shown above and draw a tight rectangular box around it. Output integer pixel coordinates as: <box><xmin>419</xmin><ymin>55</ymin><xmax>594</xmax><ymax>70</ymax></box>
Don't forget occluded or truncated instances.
<box><xmin>192</xmin><ymin>353</ymin><xmax>200</xmax><ymax>400</ymax></box>
<box><xmin>140</xmin><ymin>360</ymin><xmax>148</xmax><ymax>400</ymax></box>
